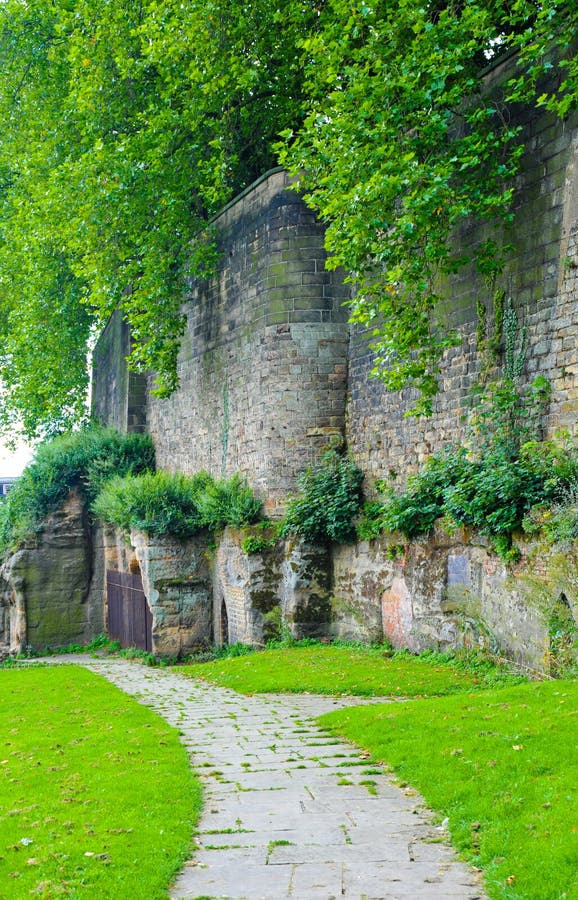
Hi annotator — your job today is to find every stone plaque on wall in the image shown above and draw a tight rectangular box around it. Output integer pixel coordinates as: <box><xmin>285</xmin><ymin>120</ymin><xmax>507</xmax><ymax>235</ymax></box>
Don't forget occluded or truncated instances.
<box><xmin>447</xmin><ymin>553</ymin><xmax>470</xmax><ymax>588</ymax></box>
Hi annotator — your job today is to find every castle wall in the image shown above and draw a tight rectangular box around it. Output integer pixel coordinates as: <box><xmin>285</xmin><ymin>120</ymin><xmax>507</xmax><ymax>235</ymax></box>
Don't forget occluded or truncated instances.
<box><xmin>93</xmin><ymin>111</ymin><xmax>577</xmax><ymax>502</ymax></box>
<box><xmin>92</xmin><ymin>313</ymin><xmax>147</xmax><ymax>434</ymax></box>
<box><xmin>346</xmin><ymin>94</ymin><xmax>578</xmax><ymax>491</ymax></box>
<box><xmin>90</xmin><ymin>88</ymin><xmax>578</xmax><ymax>669</ymax></box>
<box><xmin>145</xmin><ymin>169</ymin><xmax>350</xmax><ymax>513</ymax></box>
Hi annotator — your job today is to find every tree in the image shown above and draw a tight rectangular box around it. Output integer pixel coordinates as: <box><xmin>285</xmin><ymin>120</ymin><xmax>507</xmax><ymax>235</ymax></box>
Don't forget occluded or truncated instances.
<box><xmin>0</xmin><ymin>0</ymin><xmax>575</xmax><ymax>438</ymax></box>
<box><xmin>279</xmin><ymin>0</ymin><xmax>578</xmax><ymax>412</ymax></box>
<box><xmin>0</xmin><ymin>0</ymin><xmax>314</xmax><ymax>438</ymax></box>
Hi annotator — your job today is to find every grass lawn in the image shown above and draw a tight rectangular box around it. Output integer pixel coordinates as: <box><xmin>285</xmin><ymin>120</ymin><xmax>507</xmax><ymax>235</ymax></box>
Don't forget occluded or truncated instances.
<box><xmin>0</xmin><ymin>666</ymin><xmax>201</xmax><ymax>899</ymax></box>
<box><xmin>320</xmin><ymin>680</ymin><xmax>578</xmax><ymax>900</ymax></box>
<box><xmin>179</xmin><ymin>643</ymin><xmax>525</xmax><ymax>697</ymax></box>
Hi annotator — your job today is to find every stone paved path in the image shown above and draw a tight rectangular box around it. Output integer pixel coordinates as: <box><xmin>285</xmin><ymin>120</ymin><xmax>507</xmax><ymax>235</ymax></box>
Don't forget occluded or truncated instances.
<box><xmin>69</xmin><ymin>657</ymin><xmax>487</xmax><ymax>900</ymax></box>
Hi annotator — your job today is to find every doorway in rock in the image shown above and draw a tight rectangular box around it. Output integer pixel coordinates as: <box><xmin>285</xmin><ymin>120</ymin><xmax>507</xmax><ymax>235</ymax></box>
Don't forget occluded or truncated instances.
<box><xmin>106</xmin><ymin>570</ymin><xmax>153</xmax><ymax>652</ymax></box>
<box><xmin>220</xmin><ymin>599</ymin><xmax>229</xmax><ymax>645</ymax></box>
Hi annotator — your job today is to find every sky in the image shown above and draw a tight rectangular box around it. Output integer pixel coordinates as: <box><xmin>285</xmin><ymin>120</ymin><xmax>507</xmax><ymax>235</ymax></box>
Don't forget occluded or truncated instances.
<box><xmin>0</xmin><ymin>440</ymin><xmax>33</xmax><ymax>477</ymax></box>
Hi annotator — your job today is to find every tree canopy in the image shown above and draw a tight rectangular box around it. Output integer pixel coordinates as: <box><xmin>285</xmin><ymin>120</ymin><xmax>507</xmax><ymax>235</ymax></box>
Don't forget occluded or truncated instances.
<box><xmin>0</xmin><ymin>0</ymin><xmax>576</xmax><ymax>438</ymax></box>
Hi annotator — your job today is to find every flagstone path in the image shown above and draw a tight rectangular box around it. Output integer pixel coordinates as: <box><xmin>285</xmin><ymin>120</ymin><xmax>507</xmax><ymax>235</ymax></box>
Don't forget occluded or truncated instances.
<box><xmin>68</xmin><ymin>657</ymin><xmax>487</xmax><ymax>900</ymax></box>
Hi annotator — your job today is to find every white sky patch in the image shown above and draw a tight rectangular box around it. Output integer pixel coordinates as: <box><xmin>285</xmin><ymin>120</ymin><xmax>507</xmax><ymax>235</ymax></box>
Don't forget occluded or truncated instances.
<box><xmin>0</xmin><ymin>441</ymin><xmax>33</xmax><ymax>477</ymax></box>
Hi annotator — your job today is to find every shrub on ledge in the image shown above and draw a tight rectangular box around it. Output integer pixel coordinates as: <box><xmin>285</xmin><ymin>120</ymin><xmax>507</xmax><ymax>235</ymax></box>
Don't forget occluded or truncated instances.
<box><xmin>92</xmin><ymin>470</ymin><xmax>262</xmax><ymax>538</ymax></box>
<box><xmin>357</xmin><ymin>437</ymin><xmax>578</xmax><ymax>560</ymax></box>
<box><xmin>0</xmin><ymin>427</ymin><xmax>155</xmax><ymax>554</ymax></box>
<box><xmin>281</xmin><ymin>450</ymin><xmax>364</xmax><ymax>543</ymax></box>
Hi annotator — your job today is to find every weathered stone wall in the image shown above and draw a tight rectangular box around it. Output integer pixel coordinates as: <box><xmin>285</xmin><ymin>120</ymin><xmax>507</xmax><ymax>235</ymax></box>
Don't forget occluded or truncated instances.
<box><xmin>93</xmin><ymin>106</ymin><xmax>577</xmax><ymax>501</ymax></box>
<box><xmin>131</xmin><ymin>530</ymin><xmax>213</xmax><ymax>657</ymax></box>
<box><xmin>145</xmin><ymin>169</ymin><xmax>350</xmax><ymax>513</ymax></box>
<box><xmin>213</xmin><ymin>529</ymin><xmax>334</xmax><ymax>645</ymax></box>
<box><xmin>91</xmin><ymin>313</ymin><xmax>147</xmax><ymax>434</ymax></box>
<box><xmin>0</xmin><ymin>569</ymin><xmax>26</xmax><ymax>654</ymax></box>
<box><xmin>346</xmin><ymin>79</ymin><xmax>578</xmax><ymax>491</ymax></box>
<box><xmin>213</xmin><ymin>529</ymin><xmax>283</xmax><ymax>645</ymax></box>
<box><xmin>0</xmin><ymin>490</ymin><xmax>102</xmax><ymax>653</ymax></box>
<box><xmin>210</xmin><ymin>526</ymin><xmax>577</xmax><ymax>671</ymax></box>
<box><xmin>88</xmin><ymin>79</ymin><xmax>577</xmax><ymax>669</ymax></box>
<box><xmin>333</xmin><ymin>531</ymin><xmax>578</xmax><ymax>672</ymax></box>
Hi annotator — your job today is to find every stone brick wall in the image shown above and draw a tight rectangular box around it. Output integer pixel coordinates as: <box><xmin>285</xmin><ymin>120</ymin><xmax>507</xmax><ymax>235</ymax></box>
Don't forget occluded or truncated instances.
<box><xmin>346</xmin><ymin>76</ymin><xmax>578</xmax><ymax>491</ymax></box>
<box><xmin>88</xmin><ymin>86</ymin><xmax>577</xmax><ymax>669</ymax></box>
<box><xmin>93</xmin><ymin>110</ymin><xmax>576</xmax><ymax>502</ymax></box>
<box><xmin>92</xmin><ymin>313</ymin><xmax>147</xmax><ymax>434</ymax></box>
<box><xmin>146</xmin><ymin>169</ymin><xmax>350</xmax><ymax>513</ymax></box>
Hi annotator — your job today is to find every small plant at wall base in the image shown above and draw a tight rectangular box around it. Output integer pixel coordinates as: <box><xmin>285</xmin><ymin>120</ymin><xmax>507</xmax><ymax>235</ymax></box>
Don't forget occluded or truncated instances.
<box><xmin>546</xmin><ymin>597</ymin><xmax>578</xmax><ymax>677</ymax></box>
<box><xmin>280</xmin><ymin>450</ymin><xmax>364</xmax><ymax>544</ymax></box>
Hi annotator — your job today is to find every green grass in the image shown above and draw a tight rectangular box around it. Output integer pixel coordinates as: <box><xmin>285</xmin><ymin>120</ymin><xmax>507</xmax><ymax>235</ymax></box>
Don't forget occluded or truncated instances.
<box><xmin>178</xmin><ymin>643</ymin><xmax>525</xmax><ymax>697</ymax></box>
<box><xmin>0</xmin><ymin>666</ymin><xmax>201</xmax><ymax>899</ymax></box>
<box><xmin>319</xmin><ymin>680</ymin><xmax>578</xmax><ymax>900</ymax></box>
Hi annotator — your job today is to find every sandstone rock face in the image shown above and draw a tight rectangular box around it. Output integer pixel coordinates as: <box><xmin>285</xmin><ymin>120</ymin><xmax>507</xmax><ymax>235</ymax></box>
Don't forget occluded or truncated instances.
<box><xmin>213</xmin><ymin>528</ymin><xmax>283</xmax><ymax>645</ymax></box>
<box><xmin>332</xmin><ymin>537</ymin><xmax>396</xmax><ymax>642</ymax></box>
<box><xmin>280</xmin><ymin>541</ymin><xmax>332</xmax><ymax>639</ymax></box>
<box><xmin>0</xmin><ymin>490</ymin><xmax>98</xmax><ymax>653</ymax></box>
<box><xmin>213</xmin><ymin>530</ymin><xmax>335</xmax><ymax>645</ymax></box>
<box><xmin>1</xmin><ymin>485</ymin><xmax>571</xmax><ymax>671</ymax></box>
<box><xmin>0</xmin><ymin>565</ymin><xmax>26</xmax><ymax>654</ymax></box>
<box><xmin>203</xmin><ymin>526</ymin><xmax>578</xmax><ymax>671</ymax></box>
<box><xmin>83</xmin><ymin>522</ymin><xmax>109</xmax><ymax>641</ymax></box>
<box><xmin>130</xmin><ymin>530</ymin><xmax>213</xmax><ymax>657</ymax></box>
<box><xmin>333</xmin><ymin>527</ymin><xmax>578</xmax><ymax>671</ymax></box>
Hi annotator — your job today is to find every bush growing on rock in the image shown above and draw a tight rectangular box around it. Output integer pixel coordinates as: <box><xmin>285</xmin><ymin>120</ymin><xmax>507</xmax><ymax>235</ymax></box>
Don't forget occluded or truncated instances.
<box><xmin>92</xmin><ymin>470</ymin><xmax>262</xmax><ymax>538</ymax></box>
<box><xmin>281</xmin><ymin>451</ymin><xmax>364</xmax><ymax>544</ymax></box>
<box><xmin>0</xmin><ymin>427</ymin><xmax>155</xmax><ymax>554</ymax></box>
